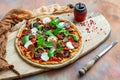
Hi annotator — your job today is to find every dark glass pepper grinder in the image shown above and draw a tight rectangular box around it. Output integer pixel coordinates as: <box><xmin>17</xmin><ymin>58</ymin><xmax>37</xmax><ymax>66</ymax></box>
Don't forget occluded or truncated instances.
<box><xmin>74</xmin><ymin>2</ymin><xmax>87</xmax><ymax>22</ymax></box>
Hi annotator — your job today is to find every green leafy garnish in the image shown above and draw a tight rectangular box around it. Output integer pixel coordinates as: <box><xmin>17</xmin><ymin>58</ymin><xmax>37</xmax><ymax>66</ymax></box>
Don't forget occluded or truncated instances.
<box><xmin>56</xmin><ymin>48</ymin><xmax>63</xmax><ymax>53</ymax></box>
<box><xmin>43</xmin><ymin>42</ymin><xmax>54</xmax><ymax>48</ymax></box>
<box><xmin>70</xmin><ymin>34</ymin><xmax>79</xmax><ymax>42</ymax></box>
<box><xmin>22</xmin><ymin>35</ymin><xmax>29</xmax><ymax>43</ymax></box>
<box><xmin>35</xmin><ymin>45</ymin><xmax>44</xmax><ymax>52</ymax></box>
<box><xmin>72</xmin><ymin>35</ymin><xmax>79</xmax><ymax>42</ymax></box>
<box><xmin>57</xmin><ymin>42</ymin><xmax>61</xmax><ymax>48</ymax></box>
<box><xmin>50</xmin><ymin>19</ymin><xmax>59</xmax><ymax>26</ymax></box>
<box><xmin>56</xmin><ymin>42</ymin><xmax>63</xmax><ymax>52</ymax></box>
<box><xmin>53</xmin><ymin>28</ymin><xmax>62</xmax><ymax>35</ymax></box>
<box><xmin>37</xmin><ymin>25</ymin><xmax>42</xmax><ymax>31</ymax></box>
<box><xmin>36</xmin><ymin>34</ymin><xmax>43</xmax><ymax>39</ymax></box>
<box><xmin>36</xmin><ymin>33</ymin><xmax>54</xmax><ymax>48</ymax></box>
<box><xmin>48</xmin><ymin>49</ymin><xmax>55</xmax><ymax>58</ymax></box>
<box><xmin>64</xmin><ymin>30</ymin><xmax>69</xmax><ymax>36</ymax></box>
<box><xmin>45</xmin><ymin>30</ymin><xmax>54</xmax><ymax>36</ymax></box>
<box><xmin>36</xmin><ymin>38</ymin><xmax>45</xmax><ymax>45</ymax></box>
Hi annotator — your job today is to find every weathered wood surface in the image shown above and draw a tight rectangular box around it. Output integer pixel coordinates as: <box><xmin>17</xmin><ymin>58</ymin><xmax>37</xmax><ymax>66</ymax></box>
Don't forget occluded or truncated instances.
<box><xmin>0</xmin><ymin>0</ymin><xmax>120</xmax><ymax>80</ymax></box>
<box><xmin>0</xmin><ymin>12</ymin><xmax>110</xmax><ymax>79</ymax></box>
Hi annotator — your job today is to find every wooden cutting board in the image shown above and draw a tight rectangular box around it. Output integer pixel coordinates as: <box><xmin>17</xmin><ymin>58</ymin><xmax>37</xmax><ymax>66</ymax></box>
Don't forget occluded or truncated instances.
<box><xmin>0</xmin><ymin>13</ymin><xmax>110</xmax><ymax>80</ymax></box>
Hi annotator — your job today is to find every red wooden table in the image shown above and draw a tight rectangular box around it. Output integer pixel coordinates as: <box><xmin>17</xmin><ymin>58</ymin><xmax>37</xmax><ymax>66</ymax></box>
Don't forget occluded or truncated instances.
<box><xmin>0</xmin><ymin>0</ymin><xmax>120</xmax><ymax>80</ymax></box>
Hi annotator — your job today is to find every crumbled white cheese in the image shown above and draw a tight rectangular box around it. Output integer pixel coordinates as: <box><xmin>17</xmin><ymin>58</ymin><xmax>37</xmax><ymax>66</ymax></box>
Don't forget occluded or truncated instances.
<box><xmin>47</xmin><ymin>36</ymin><xmax>58</xmax><ymax>42</ymax></box>
<box><xmin>41</xmin><ymin>52</ymin><xmax>49</xmax><ymax>61</ymax></box>
<box><xmin>43</xmin><ymin>17</ymin><xmax>51</xmax><ymax>24</ymax></box>
<box><xmin>59</xmin><ymin>22</ymin><xmax>65</xmax><ymax>26</ymax></box>
<box><xmin>66</xmin><ymin>42</ymin><xmax>74</xmax><ymax>49</ymax></box>
<box><xmin>57</xmin><ymin>22</ymin><xmax>65</xmax><ymax>28</ymax></box>
<box><xmin>24</xmin><ymin>41</ymin><xmax>33</xmax><ymax>48</ymax></box>
<box><xmin>31</xmin><ymin>28</ymin><xmax>38</xmax><ymax>35</ymax></box>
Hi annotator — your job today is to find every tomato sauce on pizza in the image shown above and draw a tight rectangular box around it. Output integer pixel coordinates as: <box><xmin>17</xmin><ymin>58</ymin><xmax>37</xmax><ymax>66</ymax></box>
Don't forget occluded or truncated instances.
<box><xmin>16</xmin><ymin>16</ymin><xmax>82</xmax><ymax>66</ymax></box>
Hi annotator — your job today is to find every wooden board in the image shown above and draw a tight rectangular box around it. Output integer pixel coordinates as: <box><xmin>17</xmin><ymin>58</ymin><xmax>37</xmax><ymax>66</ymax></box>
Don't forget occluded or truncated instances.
<box><xmin>0</xmin><ymin>13</ymin><xmax>110</xmax><ymax>80</ymax></box>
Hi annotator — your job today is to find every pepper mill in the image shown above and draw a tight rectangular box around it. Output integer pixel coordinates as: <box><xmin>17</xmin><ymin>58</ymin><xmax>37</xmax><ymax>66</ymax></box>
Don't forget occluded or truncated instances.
<box><xmin>74</xmin><ymin>2</ymin><xmax>87</xmax><ymax>22</ymax></box>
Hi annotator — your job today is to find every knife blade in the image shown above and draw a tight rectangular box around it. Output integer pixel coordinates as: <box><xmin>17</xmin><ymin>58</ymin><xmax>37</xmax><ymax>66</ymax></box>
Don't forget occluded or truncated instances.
<box><xmin>98</xmin><ymin>41</ymin><xmax>117</xmax><ymax>57</ymax></box>
<box><xmin>79</xmin><ymin>41</ymin><xmax>117</xmax><ymax>75</ymax></box>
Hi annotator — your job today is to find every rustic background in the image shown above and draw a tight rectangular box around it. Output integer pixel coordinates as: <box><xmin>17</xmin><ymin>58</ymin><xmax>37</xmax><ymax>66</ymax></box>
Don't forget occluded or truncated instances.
<box><xmin>0</xmin><ymin>0</ymin><xmax>120</xmax><ymax>80</ymax></box>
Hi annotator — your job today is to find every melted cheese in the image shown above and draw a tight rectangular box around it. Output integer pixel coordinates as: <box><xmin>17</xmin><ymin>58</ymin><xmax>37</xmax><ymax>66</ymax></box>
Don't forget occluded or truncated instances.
<box><xmin>41</xmin><ymin>52</ymin><xmax>49</xmax><ymax>61</ymax></box>
<box><xmin>31</xmin><ymin>28</ymin><xmax>38</xmax><ymax>35</ymax></box>
<box><xmin>66</xmin><ymin>42</ymin><xmax>74</xmax><ymax>49</ymax></box>
<box><xmin>24</xmin><ymin>41</ymin><xmax>32</xmax><ymax>48</ymax></box>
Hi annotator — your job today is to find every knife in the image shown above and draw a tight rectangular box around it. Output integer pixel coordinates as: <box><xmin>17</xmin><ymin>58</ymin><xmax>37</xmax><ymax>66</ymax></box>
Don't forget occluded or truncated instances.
<box><xmin>79</xmin><ymin>41</ymin><xmax>117</xmax><ymax>75</ymax></box>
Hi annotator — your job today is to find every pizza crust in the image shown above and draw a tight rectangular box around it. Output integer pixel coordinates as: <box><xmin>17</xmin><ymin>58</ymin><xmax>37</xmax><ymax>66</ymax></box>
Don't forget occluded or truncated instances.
<box><xmin>15</xmin><ymin>16</ymin><xmax>83</xmax><ymax>69</ymax></box>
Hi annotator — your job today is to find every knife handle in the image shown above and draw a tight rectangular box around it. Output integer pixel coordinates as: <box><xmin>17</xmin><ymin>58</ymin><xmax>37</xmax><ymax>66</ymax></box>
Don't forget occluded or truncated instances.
<box><xmin>79</xmin><ymin>55</ymin><xmax>100</xmax><ymax>75</ymax></box>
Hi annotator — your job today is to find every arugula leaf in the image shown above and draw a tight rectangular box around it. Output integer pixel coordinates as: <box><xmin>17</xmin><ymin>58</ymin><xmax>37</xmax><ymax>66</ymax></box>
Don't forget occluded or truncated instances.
<box><xmin>57</xmin><ymin>42</ymin><xmax>61</xmax><ymax>48</ymax></box>
<box><xmin>64</xmin><ymin>30</ymin><xmax>69</xmax><ymax>36</ymax></box>
<box><xmin>53</xmin><ymin>28</ymin><xmax>62</xmax><ymax>35</ymax></box>
<box><xmin>69</xmin><ymin>34</ymin><xmax>79</xmax><ymax>42</ymax></box>
<box><xmin>35</xmin><ymin>45</ymin><xmax>44</xmax><ymax>52</ymax></box>
<box><xmin>72</xmin><ymin>35</ymin><xmax>79</xmax><ymax>42</ymax></box>
<box><xmin>22</xmin><ymin>35</ymin><xmax>29</xmax><ymax>43</ymax></box>
<box><xmin>36</xmin><ymin>34</ymin><xmax>43</xmax><ymax>39</ymax></box>
<box><xmin>36</xmin><ymin>38</ymin><xmax>45</xmax><ymax>45</ymax></box>
<box><xmin>43</xmin><ymin>42</ymin><xmax>54</xmax><ymax>48</ymax></box>
<box><xmin>56</xmin><ymin>48</ymin><xmax>63</xmax><ymax>53</ymax></box>
<box><xmin>37</xmin><ymin>25</ymin><xmax>42</xmax><ymax>31</ymax></box>
<box><xmin>56</xmin><ymin>41</ymin><xmax>63</xmax><ymax>52</ymax></box>
<box><xmin>50</xmin><ymin>19</ymin><xmax>59</xmax><ymax>26</ymax></box>
<box><xmin>48</xmin><ymin>49</ymin><xmax>55</xmax><ymax>58</ymax></box>
<box><xmin>45</xmin><ymin>30</ymin><xmax>54</xmax><ymax>36</ymax></box>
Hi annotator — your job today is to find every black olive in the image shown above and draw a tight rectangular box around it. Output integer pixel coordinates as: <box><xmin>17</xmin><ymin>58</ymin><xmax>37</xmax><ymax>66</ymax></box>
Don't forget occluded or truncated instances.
<box><xmin>20</xmin><ymin>41</ymin><xmax>24</xmax><ymax>46</ymax></box>
<box><xmin>36</xmin><ymin>48</ymin><xmax>41</xmax><ymax>53</ymax></box>
<box><xmin>29</xmin><ymin>35</ymin><xmax>35</xmax><ymax>40</ymax></box>
<box><xmin>34</xmin><ymin>53</ymin><xmax>41</xmax><ymax>59</ymax></box>
<box><xmin>43</xmin><ymin>26</ymin><xmax>50</xmax><ymax>32</ymax></box>
<box><xmin>33</xmin><ymin>22</ymin><xmax>40</xmax><ymax>27</ymax></box>
<box><xmin>44</xmin><ymin>47</ymin><xmax>50</xmax><ymax>49</ymax></box>
<box><xmin>29</xmin><ymin>24</ymin><xmax>32</xmax><ymax>29</ymax></box>
<box><xmin>34</xmin><ymin>42</ymin><xmax>38</xmax><ymax>47</ymax></box>
<box><xmin>27</xmin><ymin>30</ymin><xmax>31</xmax><ymax>35</ymax></box>
<box><xmin>37</xmin><ymin>31</ymin><xmax>43</xmax><ymax>34</ymax></box>
<box><xmin>55</xmin><ymin>53</ymin><xmax>64</xmax><ymax>58</ymax></box>
<box><xmin>69</xmin><ymin>30</ymin><xmax>74</xmax><ymax>33</ymax></box>
<box><xmin>60</xmin><ymin>32</ymin><xmax>65</xmax><ymax>37</ymax></box>
<box><xmin>28</xmin><ymin>44</ymin><xmax>35</xmax><ymax>51</ymax></box>
<box><xmin>64</xmin><ymin>51</ymin><xmax>70</xmax><ymax>58</ymax></box>
<box><xmin>35</xmin><ymin>47</ymin><xmax>44</xmax><ymax>53</ymax></box>
<box><xmin>44</xmin><ymin>36</ymin><xmax>48</xmax><ymax>41</ymax></box>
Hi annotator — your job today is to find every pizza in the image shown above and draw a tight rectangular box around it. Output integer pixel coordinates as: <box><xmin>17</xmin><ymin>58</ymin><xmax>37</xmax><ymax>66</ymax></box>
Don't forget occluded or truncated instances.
<box><xmin>15</xmin><ymin>16</ymin><xmax>83</xmax><ymax>68</ymax></box>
